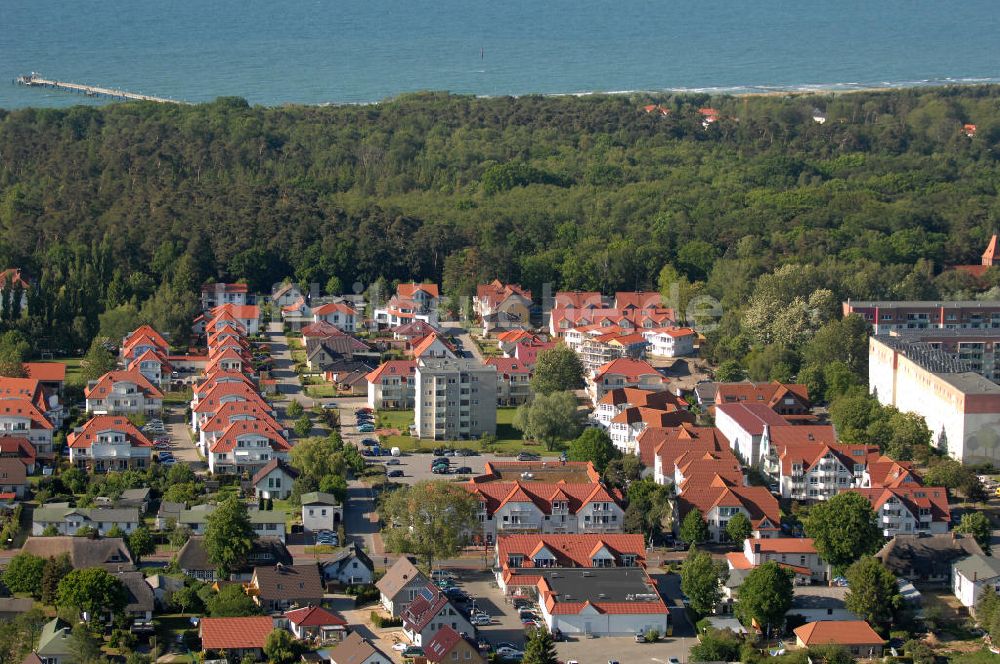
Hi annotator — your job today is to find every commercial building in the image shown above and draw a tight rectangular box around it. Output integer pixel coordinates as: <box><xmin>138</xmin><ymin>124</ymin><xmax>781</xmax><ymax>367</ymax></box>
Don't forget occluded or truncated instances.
<box><xmin>414</xmin><ymin>358</ymin><xmax>497</xmax><ymax>440</ymax></box>
<box><xmin>869</xmin><ymin>335</ymin><xmax>1000</xmax><ymax>463</ymax></box>
<box><xmin>844</xmin><ymin>299</ymin><xmax>1000</xmax><ymax>335</ymax></box>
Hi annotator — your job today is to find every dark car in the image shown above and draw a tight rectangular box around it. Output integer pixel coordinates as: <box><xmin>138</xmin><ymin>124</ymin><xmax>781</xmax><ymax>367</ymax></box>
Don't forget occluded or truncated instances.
<box><xmin>360</xmin><ymin>438</ymin><xmax>378</xmax><ymax>446</ymax></box>
<box><xmin>388</xmin><ymin>469</ymin><xmax>404</xmax><ymax>478</ymax></box>
<box><xmin>433</xmin><ymin>448</ymin><xmax>445</xmax><ymax>456</ymax></box>
<box><xmin>517</xmin><ymin>452</ymin><xmax>540</xmax><ymax>461</ymax></box>
<box><xmin>455</xmin><ymin>466</ymin><xmax>473</xmax><ymax>474</ymax></box>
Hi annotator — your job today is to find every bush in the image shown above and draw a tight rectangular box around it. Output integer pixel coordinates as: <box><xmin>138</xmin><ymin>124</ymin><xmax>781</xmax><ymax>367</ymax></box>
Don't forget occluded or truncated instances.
<box><xmin>346</xmin><ymin>585</ymin><xmax>379</xmax><ymax>603</ymax></box>
<box><xmin>645</xmin><ymin>628</ymin><xmax>660</xmax><ymax>643</ymax></box>
<box><xmin>369</xmin><ymin>611</ymin><xmax>402</xmax><ymax>628</ymax></box>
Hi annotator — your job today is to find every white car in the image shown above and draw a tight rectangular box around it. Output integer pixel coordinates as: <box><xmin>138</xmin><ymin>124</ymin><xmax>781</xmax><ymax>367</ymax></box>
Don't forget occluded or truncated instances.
<box><xmin>391</xmin><ymin>642</ymin><xmax>407</xmax><ymax>652</ymax></box>
<box><xmin>496</xmin><ymin>647</ymin><xmax>523</xmax><ymax>659</ymax></box>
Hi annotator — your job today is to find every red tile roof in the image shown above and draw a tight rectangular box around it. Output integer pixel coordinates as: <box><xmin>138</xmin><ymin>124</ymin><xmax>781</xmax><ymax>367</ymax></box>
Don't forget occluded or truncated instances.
<box><xmin>193</xmin><ymin>383</ymin><xmax>267</xmax><ymax>413</ymax></box>
<box><xmin>402</xmin><ymin>583</ymin><xmax>453</xmax><ymax>632</ymax></box>
<box><xmin>0</xmin><ymin>377</ymin><xmax>49</xmax><ymax>412</ymax></box>
<box><xmin>678</xmin><ymin>483</ymin><xmax>780</xmax><ymax>531</ymax></box>
<box><xmin>208</xmin><ymin>304</ymin><xmax>260</xmax><ymax>321</ymax></box>
<box><xmin>209</xmin><ymin>420</ymin><xmax>289</xmax><ymax>454</ymax></box>
<box><xmin>84</xmin><ymin>370</ymin><xmax>163</xmax><ymax>400</ymax></box>
<box><xmin>312</xmin><ymin>302</ymin><xmax>356</xmax><ymax>317</ymax></box>
<box><xmin>865</xmin><ymin>457</ymin><xmax>921</xmax><ymax>488</ymax></box>
<box><xmin>365</xmin><ymin>360</ymin><xmax>416</xmax><ymax>383</ymax></box>
<box><xmin>0</xmin><ymin>435</ymin><xmax>36</xmax><ymax>464</ymax></box>
<box><xmin>200</xmin><ymin>616</ymin><xmax>273</xmax><ymax>650</ymax></box>
<box><xmin>495</xmin><ymin>329</ymin><xmax>538</xmax><ymax>344</ymax></box>
<box><xmin>794</xmin><ymin>620</ymin><xmax>883</xmax><ymax>647</ymax></box>
<box><xmin>485</xmin><ymin>357</ymin><xmax>533</xmax><ymax>375</ymax></box>
<box><xmin>199</xmin><ymin>401</ymin><xmax>279</xmax><ymax>434</ymax></box>
<box><xmin>747</xmin><ymin>537</ymin><xmax>817</xmax><ymax>554</ymax></box>
<box><xmin>845</xmin><ymin>486</ymin><xmax>950</xmax><ymax>523</ymax></box>
<box><xmin>424</xmin><ymin>626</ymin><xmax>468</xmax><ymax>663</ymax></box>
<box><xmin>593</xmin><ymin>358</ymin><xmax>666</xmax><ymax>383</ymax></box>
<box><xmin>467</xmin><ymin>481</ymin><xmax>622</xmax><ymax>516</ymax></box>
<box><xmin>553</xmin><ymin>291</ymin><xmax>603</xmax><ymax>309</ymax></box>
<box><xmin>397</xmin><ymin>283</ymin><xmax>440</xmax><ymax>299</ymax></box>
<box><xmin>0</xmin><ymin>398</ymin><xmax>53</xmax><ymax>430</ymax></box>
<box><xmin>497</xmin><ymin>534</ymin><xmax>645</xmax><ymax>569</ymax></box>
<box><xmin>202</xmin><ymin>282</ymin><xmax>249</xmax><ymax>294</ymax></box>
<box><xmin>21</xmin><ymin>363</ymin><xmax>66</xmax><ymax>382</ymax></box>
<box><xmin>598</xmin><ymin>387</ymin><xmax>685</xmax><ymax>409</ymax></box>
<box><xmin>68</xmin><ymin>416</ymin><xmax>152</xmax><ymax>449</ymax></box>
<box><xmin>122</xmin><ymin>325</ymin><xmax>169</xmax><ymax>351</ymax></box>
<box><xmin>477</xmin><ymin>280</ymin><xmax>532</xmax><ymax>309</ymax></box>
<box><xmin>284</xmin><ymin>604</ymin><xmax>345</xmax><ymax>627</ymax></box>
<box><xmin>410</xmin><ymin>333</ymin><xmax>454</xmax><ymax>359</ymax></box>
<box><xmin>715</xmin><ymin>402</ymin><xmax>790</xmax><ymax>435</ymax></box>
<box><xmin>640</xmin><ymin>424</ymin><xmax>731</xmax><ymax>474</ymax></box>
<box><xmin>716</xmin><ymin>381</ymin><xmax>810</xmax><ymax>408</ymax></box>
<box><xmin>609</xmin><ymin>406</ymin><xmax>694</xmax><ymax>429</ymax></box>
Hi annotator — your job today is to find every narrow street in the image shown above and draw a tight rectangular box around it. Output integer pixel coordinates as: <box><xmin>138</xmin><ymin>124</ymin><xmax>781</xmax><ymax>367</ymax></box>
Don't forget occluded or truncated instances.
<box><xmin>266</xmin><ymin>320</ymin><xmax>314</xmax><ymax>410</ymax></box>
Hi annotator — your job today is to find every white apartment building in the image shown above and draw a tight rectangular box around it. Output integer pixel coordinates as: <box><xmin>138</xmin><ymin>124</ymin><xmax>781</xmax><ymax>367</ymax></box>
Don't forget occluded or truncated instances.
<box><xmin>366</xmin><ymin>361</ymin><xmax>416</xmax><ymax>410</ymax></box>
<box><xmin>642</xmin><ymin>327</ymin><xmax>696</xmax><ymax>357</ymax></box>
<box><xmin>414</xmin><ymin>358</ymin><xmax>497</xmax><ymax>440</ymax></box>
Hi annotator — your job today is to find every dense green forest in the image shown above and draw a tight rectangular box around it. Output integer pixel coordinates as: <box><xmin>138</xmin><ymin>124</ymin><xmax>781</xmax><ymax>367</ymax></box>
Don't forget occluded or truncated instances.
<box><xmin>1</xmin><ymin>87</ymin><xmax>1000</xmax><ymax>380</ymax></box>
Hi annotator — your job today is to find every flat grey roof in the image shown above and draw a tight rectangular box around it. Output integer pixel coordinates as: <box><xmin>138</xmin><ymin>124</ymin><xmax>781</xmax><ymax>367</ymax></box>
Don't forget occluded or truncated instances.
<box><xmin>539</xmin><ymin>567</ymin><xmax>661</xmax><ymax>604</ymax></box>
<box><xmin>850</xmin><ymin>300</ymin><xmax>1000</xmax><ymax>309</ymax></box>
<box><xmin>936</xmin><ymin>372</ymin><xmax>1000</xmax><ymax>394</ymax></box>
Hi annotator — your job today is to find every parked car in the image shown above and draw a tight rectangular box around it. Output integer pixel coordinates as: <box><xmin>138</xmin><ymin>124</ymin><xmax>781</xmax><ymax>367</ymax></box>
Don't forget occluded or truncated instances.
<box><xmin>433</xmin><ymin>448</ymin><xmax>445</xmax><ymax>456</ymax></box>
<box><xmin>321</xmin><ymin>402</ymin><xmax>338</xmax><ymax>410</ymax></box>
<box><xmin>358</xmin><ymin>424</ymin><xmax>375</xmax><ymax>433</ymax></box>
<box><xmin>402</xmin><ymin>646</ymin><xmax>424</xmax><ymax>658</ymax></box>
<box><xmin>431</xmin><ymin>570</ymin><xmax>457</xmax><ymax>581</ymax></box>
<box><xmin>454</xmin><ymin>466</ymin><xmax>473</xmax><ymax>474</ymax></box>
<box><xmin>634</xmin><ymin>632</ymin><xmax>646</xmax><ymax>643</ymax></box>
<box><xmin>517</xmin><ymin>452</ymin><xmax>539</xmax><ymax>461</ymax></box>
<box><xmin>386</xmin><ymin>458</ymin><xmax>400</xmax><ymax>465</ymax></box>
<box><xmin>388</xmin><ymin>470</ymin><xmax>404</xmax><ymax>478</ymax></box>
<box><xmin>496</xmin><ymin>647</ymin><xmax>523</xmax><ymax>660</ymax></box>
<box><xmin>471</xmin><ymin>614</ymin><xmax>491</xmax><ymax>626</ymax></box>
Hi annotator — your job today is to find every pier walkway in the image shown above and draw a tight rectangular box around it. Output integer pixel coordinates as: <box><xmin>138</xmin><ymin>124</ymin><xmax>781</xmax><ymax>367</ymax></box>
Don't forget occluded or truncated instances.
<box><xmin>15</xmin><ymin>73</ymin><xmax>187</xmax><ymax>104</ymax></box>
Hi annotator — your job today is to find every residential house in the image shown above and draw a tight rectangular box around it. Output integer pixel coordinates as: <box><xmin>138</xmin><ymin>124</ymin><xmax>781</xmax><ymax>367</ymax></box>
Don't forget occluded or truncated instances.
<box><xmin>0</xmin><ymin>398</ymin><xmax>54</xmax><ymax>455</ymax></box>
<box><xmin>175</xmin><ymin>535</ymin><xmax>291</xmax><ymax>582</ymax></box>
<box><xmin>324</xmin><ymin>632</ymin><xmax>394</xmax><ymax>664</ymax></box>
<box><xmin>675</xmin><ymin>478</ymin><xmax>781</xmax><ymax>543</ymax></box>
<box><xmin>374</xmin><ymin>283</ymin><xmax>440</xmax><ymax>328</ymax></box>
<box><xmin>200</xmin><ymin>616</ymin><xmax>274</xmax><ymax>662</ymax></box>
<box><xmin>725</xmin><ymin>538</ymin><xmax>829</xmax><ymax>584</ymax></box>
<box><xmin>642</xmin><ymin>327</ymin><xmax>697</xmax><ymax>357</ymax></box>
<box><xmin>876</xmin><ymin>533</ymin><xmax>984</xmax><ymax>585</ymax></box>
<box><xmin>793</xmin><ymin>621</ymin><xmax>884</xmax><ymax>658</ymax></box>
<box><xmin>0</xmin><ymin>457</ymin><xmax>27</xmax><ymax>498</ymax></box>
<box><xmin>0</xmin><ymin>436</ymin><xmax>38</xmax><ymax>475</ymax></box>
<box><xmin>253</xmin><ymin>458</ymin><xmax>299</xmax><ymax>500</ymax></box>
<box><xmin>127</xmin><ymin>349</ymin><xmax>172</xmax><ymax>389</ymax></box>
<box><xmin>155</xmin><ymin>501</ymin><xmax>184</xmax><ymax>530</ymax></box>
<box><xmin>761</xmin><ymin>431</ymin><xmax>874</xmax><ymax>500</ymax></box>
<box><xmin>117</xmin><ymin>571</ymin><xmax>156</xmax><ymax>624</ymax></box>
<box><xmin>121</xmin><ymin>325</ymin><xmax>169</xmax><ymax>361</ymax></box>
<box><xmin>32</xmin><ymin>504</ymin><xmax>140</xmax><ymax>536</ymax></box>
<box><xmin>565</xmin><ymin>326</ymin><xmax>650</xmax><ymax>375</ymax></box>
<box><xmin>366</xmin><ymin>360</ymin><xmax>417</xmax><ymax>410</ymax></box>
<box><xmin>302</xmin><ymin>491</ymin><xmax>343</xmax><ymax>532</ymax></box>
<box><xmin>321</xmin><ymin>542</ymin><xmax>375</xmax><ymax>586</ymax></box>
<box><xmin>84</xmin><ymin>370</ymin><xmax>163</xmax><ymax>416</ymax></box>
<box><xmin>393</xmin><ymin>320</ymin><xmax>441</xmax><ymax>344</ymax></box>
<box><xmin>845</xmin><ymin>486</ymin><xmax>951</xmax><ymax>537</ymax></box>
<box><xmin>176</xmin><ymin>505</ymin><xmax>287</xmax><ymax>542</ymax></box>
<box><xmin>714</xmin><ymin>403</ymin><xmax>790</xmax><ymax>467</ymax></box>
<box><xmin>467</xmin><ymin>480</ymin><xmax>625</xmax><ymax>545</ymax></box>
<box><xmin>145</xmin><ymin>574</ymin><xmax>185</xmax><ymax>610</ymax></box>
<box><xmin>34</xmin><ymin>619</ymin><xmax>74</xmax><ymax>664</ymax></box>
<box><xmin>0</xmin><ymin>375</ymin><xmax>63</xmax><ymax>429</ymax></box>
<box><xmin>495</xmin><ymin>329</ymin><xmax>539</xmax><ymax>356</ymax></box>
<box><xmin>409</xmin><ymin>333</ymin><xmax>456</xmax><ymax>361</ymax></box>
<box><xmin>284</xmin><ymin>605</ymin><xmax>347</xmax><ymax>642</ymax></box>
<box><xmin>512</xmin><ymin>339</ymin><xmax>557</xmax><ymax>365</ymax></box>
<box><xmin>305</xmin><ymin>335</ymin><xmax>374</xmax><ymax>370</ymax></box>
<box><xmin>401</xmin><ymin>583</ymin><xmax>475</xmax><ymax>647</ymax></box>
<box><xmin>376</xmin><ymin>557</ymin><xmax>430</xmax><ymax>617</ymax></box>
<box><xmin>484</xmin><ymin>357</ymin><xmax>533</xmax><ymax>406</ymax></box>
<box><xmin>606</xmin><ymin>404</ymin><xmax>695</xmax><ymax>455</ymax></box>
<box><xmin>115</xmin><ymin>488</ymin><xmax>151</xmax><ymax>512</ymax></box>
<box><xmin>494</xmin><ymin>533</ymin><xmax>645</xmax><ymax>593</ymax></box>
<box><xmin>20</xmin><ymin>536</ymin><xmax>134</xmax><ymax>570</ymax></box>
<box><xmin>422</xmin><ymin>626</ymin><xmax>487</xmax><ymax>664</ymax></box>
<box><xmin>249</xmin><ymin>563</ymin><xmax>325</xmax><ymax>612</ymax></box>
<box><xmin>414</xmin><ymin>358</ymin><xmax>497</xmax><ymax>440</ymax></box>
<box><xmin>863</xmin><ymin>457</ymin><xmax>922</xmax><ymax>489</ymax></box>
<box><xmin>192</xmin><ymin>386</ymin><xmax>275</xmax><ymax>441</ymax></box>
<box><xmin>207</xmin><ymin>419</ymin><xmax>291</xmax><ymax>475</ymax></box>
<box><xmin>204</xmin><ymin>304</ymin><xmax>261</xmax><ymax>336</ymax></box>
<box><xmin>312</xmin><ymin>302</ymin><xmax>359</xmax><ymax>332</ymax></box>
<box><xmin>67</xmin><ymin>415</ymin><xmax>153</xmax><ymax>472</ymax></box>
<box><xmin>588</xmin><ymin>357</ymin><xmax>669</xmax><ymax>406</ymax></box>
<box><xmin>476</xmin><ymin>280</ymin><xmax>533</xmax><ymax>334</ymax></box>
<box><xmin>22</xmin><ymin>362</ymin><xmax>67</xmax><ymax>399</ymax></box>
<box><xmin>714</xmin><ymin>381</ymin><xmax>812</xmax><ymax>420</ymax></box>
<box><xmin>272</xmin><ymin>283</ymin><xmax>304</xmax><ymax>308</ymax></box>
<box><xmin>646</xmin><ymin>424</ymin><xmax>732</xmax><ymax>486</ymax></box>
<box><xmin>201</xmin><ymin>283</ymin><xmax>249</xmax><ymax>311</ymax></box>
<box><xmin>953</xmin><ymin>554</ymin><xmax>1000</xmax><ymax>609</ymax></box>
<box><xmin>534</xmin><ymin>567</ymin><xmax>669</xmax><ymax>637</ymax></box>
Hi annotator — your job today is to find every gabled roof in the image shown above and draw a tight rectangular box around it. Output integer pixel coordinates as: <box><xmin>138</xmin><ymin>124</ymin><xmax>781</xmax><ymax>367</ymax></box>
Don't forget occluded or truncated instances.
<box><xmin>614</xmin><ymin>291</ymin><xmax>663</xmax><ymax>310</ymax></box>
<box><xmin>202</xmin><ymin>282</ymin><xmax>249</xmax><ymax>295</ymax></box>
<box><xmin>984</xmin><ymin>234</ymin><xmax>999</xmax><ymax>264</ymax></box>
<box><xmin>485</xmin><ymin>357</ymin><xmax>533</xmax><ymax>375</ymax></box>
<box><xmin>593</xmin><ymin>358</ymin><xmax>665</xmax><ymax>382</ymax></box>
<box><xmin>210</xmin><ymin>419</ymin><xmax>289</xmax><ymax>454</ymax></box>
<box><xmin>312</xmin><ymin>301</ymin><xmax>357</xmax><ymax>316</ymax></box>
<box><xmin>424</xmin><ymin>625</ymin><xmax>475</xmax><ymax>663</ymax></box>
<box><xmin>393</xmin><ymin>320</ymin><xmax>440</xmax><ymax>338</ymax></box>
<box><xmin>366</xmin><ymin>360</ymin><xmax>417</xmax><ymax>383</ymax></box>
<box><xmin>678</xmin><ymin>484</ymin><xmax>780</xmax><ymax>531</ymax></box>
<box><xmin>0</xmin><ymin>397</ymin><xmax>52</xmax><ymax>430</ymax></box>
<box><xmin>0</xmin><ymin>457</ymin><xmax>27</xmax><ymax>485</ymax></box>
<box><xmin>252</xmin><ymin>458</ymin><xmax>300</xmax><ymax>486</ymax></box>
<box><xmin>176</xmin><ymin>535</ymin><xmax>291</xmax><ymax>572</ymax></box>
<box><xmin>21</xmin><ymin>362</ymin><xmax>67</xmax><ymax>382</ymax></box>
<box><xmin>68</xmin><ymin>415</ymin><xmax>152</xmax><ymax>449</ymax></box>
<box><xmin>609</xmin><ymin>405</ymin><xmax>694</xmax><ymax>429</ymax></box>
<box><xmin>876</xmin><ymin>533</ymin><xmax>983</xmax><ymax>578</ymax></box>
<box><xmin>301</xmin><ymin>321</ymin><xmax>348</xmax><ymax>338</ymax></box>
<box><xmin>208</xmin><ymin>303</ymin><xmax>259</xmax><ymax>321</ymax></box>
<box><xmin>199</xmin><ymin>401</ymin><xmax>280</xmax><ymax>435</ymax></box>
<box><xmin>716</xmin><ymin>381</ymin><xmax>810</xmax><ymax>408</ymax></box>
<box><xmin>0</xmin><ymin>376</ymin><xmax>48</xmax><ymax>411</ymax></box>
<box><xmin>845</xmin><ymin>486</ymin><xmax>951</xmax><ymax>523</ymax></box>
<box><xmin>20</xmin><ymin>536</ymin><xmax>134</xmax><ymax>569</ymax></box>
<box><xmin>495</xmin><ymin>329</ymin><xmax>538</xmax><ymax>345</ymax></box>
<box><xmin>326</xmin><ymin>631</ymin><xmax>392</xmax><ymax>664</ymax></box>
<box><xmin>85</xmin><ymin>370</ymin><xmax>163</xmax><ymax>400</ymax></box>
<box><xmin>747</xmin><ymin>537</ymin><xmax>817</xmax><ymax>555</ymax></box>
<box><xmin>0</xmin><ymin>435</ymin><xmax>36</xmax><ymax>463</ymax></box>
<box><xmin>397</xmin><ymin>283</ymin><xmax>440</xmax><ymax>299</ymax></box>
<box><xmin>410</xmin><ymin>333</ymin><xmax>455</xmax><ymax>359</ymax></box>
<box><xmin>954</xmin><ymin>553</ymin><xmax>1000</xmax><ymax>581</ymax></box>
<box><xmin>497</xmin><ymin>534</ymin><xmax>645</xmax><ymax>569</ymax></box>
<box><xmin>641</xmin><ymin>424</ymin><xmax>730</xmax><ymax>475</ymax></box>
<box><xmin>200</xmin><ymin>616</ymin><xmax>274</xmax><ymax>650</ymax></box>
<box><xmin>866</xmin><ymin>457</ymin><xmax>921</xmax><ymax>488</ymax></box>
<box><xmin>598</xmin><ymin>387</ymin><xmax>686</xmax><ymax>409</ymax></box>
<box><xmin>402</xmin><ymin>583</ymin><xmax>454</xmax><ymax>632</ymax></box>
<box><xmin>193</xmin><ymin>371</ymin><xmax>256</xmax><ymax>397</ymax></box>
<box><xmin>467</xmin><ymin>481</ymin><xmax>623</xmax><ymax>516</ymax></box>
<box><xmin>252</xmin><ymin>564</ymin><xmax>324</xmax><ymax>601</ymax></box>
<box><xmin>793</xmin><ymin>620</ymin><xmax>883</xmax><ymax>647</ymax></box>
<box><xmin>553</xmin><ymin>291</ymin><xmax>603</xmax><ymax>309</ymax></box>
<box><xmin>476</xmin><ymin>280</ymin><xmax>532</xmax><ymax>309</ymax></box>
<box><xmin>193</xmin><ymin>383</ymin><xmax>268</xmax><ymax>413</ymax></box>
<box><xmin>715</xmin><ymin>402</ymin><xmax>789</xmax><ymax>435</ymax></box>
<box><xmin>37</xmin><ymin>619</ymin><xmax>72</xmax><ymax>658</ymax></box>
<box><xmin>122</xmin><ymin>325</ymin><xmax>169</xmax><ymax>352</ymax></box>
<box><xmin>284</xmin><ymin>605</ymin><xmax>347</xmax><ymax>627</ymax></box>
<box><xmin>376</xmin><ymin>557</ymin><xmax>426</xmax><ymax>599</ymax></box>
<box><xmin>128</xmin><ymin>348</ymin><xmax>173</xmax><ymax>373</ymax></box>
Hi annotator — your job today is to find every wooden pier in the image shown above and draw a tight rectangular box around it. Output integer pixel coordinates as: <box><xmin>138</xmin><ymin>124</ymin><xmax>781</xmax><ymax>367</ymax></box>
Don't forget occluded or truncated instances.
<box><xmin>15</xmin><ymin>73</ymin><xmax>188</xmax><ymax>104</ymax></box>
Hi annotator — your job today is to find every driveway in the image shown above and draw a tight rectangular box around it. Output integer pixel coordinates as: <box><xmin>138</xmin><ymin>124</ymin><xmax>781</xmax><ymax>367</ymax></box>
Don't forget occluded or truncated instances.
<box><xmin>163</xmin><ymin>405</ymin><xmax>206</xmax><ymax>472</ymax></box>
<box><xmin>442</xmin><ymin>325</ymin><xmax>484</xmax><ymax>362</ymax></box>
<box><xmin>267</xmin><ymin>320</ymin><xmax>313</xmax><ymax>410</ymax></box>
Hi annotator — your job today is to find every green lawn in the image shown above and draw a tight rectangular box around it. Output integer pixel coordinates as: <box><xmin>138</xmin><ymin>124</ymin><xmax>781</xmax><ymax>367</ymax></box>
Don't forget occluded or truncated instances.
<box><xmin>305</xmin><ymin>384</ymin><xmax>339</xmax><ymax>398</ymax></box>
<box><xmin>376</xmin><ymin>410</ymin><xmax>414</xmax><ymax>430</ymax></box>
<box><xmin>43</xmin><ymin>357</ymin><xmax>84</xmax><ymax>386</ymax></box>
<box><xmin>378</xmin><ymin>407</ymin><xmax>554</xmax><ymax>455</ymax></box>
<box><xmin>162</xmin><ymin>388</ymin><xmax>193</xmax><ymax>404</ymax></box>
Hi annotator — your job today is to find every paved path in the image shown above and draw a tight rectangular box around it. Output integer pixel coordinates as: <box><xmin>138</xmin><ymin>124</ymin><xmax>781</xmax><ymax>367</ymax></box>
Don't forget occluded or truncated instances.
<box><xmin>442</xmin><ymin>324</ymin><xmax>485</xmax><ymax>362</ymax></box>
<box><xmin>164</xmin><ymin>406</ymin><xmax>205</xmax><ymax>471</ymax></box>
<box><xmin>267</xmin><ymin>320</ymin><xmax>314</xmax><ymax>410</ymax></box>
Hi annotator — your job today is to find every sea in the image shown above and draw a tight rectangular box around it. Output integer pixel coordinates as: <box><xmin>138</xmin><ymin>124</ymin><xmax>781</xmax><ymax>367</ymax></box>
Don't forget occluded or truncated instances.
<box><xmin>2</xmin><ymin>0</ymin><xmax>1000</xmax><ymax>109</ymax></box>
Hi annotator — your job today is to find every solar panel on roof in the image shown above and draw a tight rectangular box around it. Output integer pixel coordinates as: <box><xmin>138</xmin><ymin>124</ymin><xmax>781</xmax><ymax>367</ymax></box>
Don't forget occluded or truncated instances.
<box><xmin>419</xmin><ymin>587</ymin><xmax>435</xmax><ymax>602</ymax></box>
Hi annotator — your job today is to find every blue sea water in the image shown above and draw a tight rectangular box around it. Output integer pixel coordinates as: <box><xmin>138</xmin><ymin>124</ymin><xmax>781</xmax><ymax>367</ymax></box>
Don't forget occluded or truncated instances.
<box><xmin>2</xmin><ymin>0</ymin><xmax>1000</xmax><ymax>108</ymax></box>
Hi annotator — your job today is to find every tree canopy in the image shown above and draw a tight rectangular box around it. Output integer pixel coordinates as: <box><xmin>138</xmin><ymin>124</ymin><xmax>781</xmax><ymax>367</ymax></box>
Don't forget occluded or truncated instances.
<box><xmin>513</xmin><ymin>390</ymin><xmax>583</xmax><ymax>451</ymax></box>
<box><xmin>204</xmin><ymin>496</ymin><xmax>256</xmax><ymax>577</ymax></box>
<box><xmin>380</xmin><ymin>480</ymin><xmax>479</xmax><ymax>568</ymax></box>
<box><xmin>804</xmin><ymin>491</ymin><xmax>883</xmax><ymax>569</ymax></box>
<box><xmin>680</xmin><ymin>548</ymin><xmax>728</xmax><ymax>615</ymax></box>
<box><xmin>844</xmin><ymin>556</ymin><xmax>902</xmax><ymax>627</ymax></box>
<box><xmin>530</xmin><ymin>344</ymin><xmax>585</xmax><ymax>396</ymax></box>
<box><xmin>735</xmin><ymin>561</ymin><xmax>794</xmax><ymax>634</ymax></box>
<box><xmin>566</xmin><ymin>427</ymin><xmax>619</xmax><ymax>473</ymax></box>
